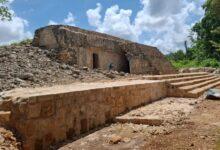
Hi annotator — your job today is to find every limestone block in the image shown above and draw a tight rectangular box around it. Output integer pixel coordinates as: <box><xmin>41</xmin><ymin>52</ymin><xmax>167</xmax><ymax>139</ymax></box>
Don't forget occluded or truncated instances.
<box><xmin>0</xmin><ymin>111</ymin><xmax>11</xmax><ymax>125</ymax></box>
<box><xmin>56</xmin><ymin>99</ymin><xmax>63</xmax><ymax>109</ymax></box>
<box><xmin>19</xmin><ymin>102</ymin><xmax>28</xmax><ymax>115</ymax></box>
<box><xmin>80</xmin><ymin>118</ymin><xmax>88</xmax><ymax>133</ymax></box>
<box><xmin>44</xmin><ymin>132</ymin><xmax>55</xmax><ymax>145</ymax></box>
<box><xmin>0</xmin><ymin>100</ymin><xmax>13</xmax><ymax>111</ymax></box>
<box><xmin>88</xmin><ymin>117</ymin><xmax>96</xmax><ymax>130</ymax></box>
<box><xmin>40</xmin><ymin>100</ymin><xmax>55</xmax><ymax>118</ymax></box>
<box><xmin>116</xmin><ymin>96</ymin><xmax>124</xmax><ymax>107</ymax></box>
<box><xmin>39</xmin><ymin>28</ymin><xmax>58</xmax><ymax>49</ymax></box>
<box><xmin>53</xmin><ymin>125</ymin><xmax>67</xmax><ymax>142</ymax></box>
<box><xmin>27</xmin><ymin>103</ymin><xmax>41</xmax><ymax>119</ymax></box>
<box><xmin>105</xmin><ymin>110</ymin><xmax>112</xmax><ymax>123</ymax></box>
<box><xmin>1</xmin><ymin>79</ymin><xmax>168</xmax><ymax>150</ymax></box>
<box><xmin>24</xmin><ymin>121</ymin><xmax>37</xmax><ymax>137</ymax></box>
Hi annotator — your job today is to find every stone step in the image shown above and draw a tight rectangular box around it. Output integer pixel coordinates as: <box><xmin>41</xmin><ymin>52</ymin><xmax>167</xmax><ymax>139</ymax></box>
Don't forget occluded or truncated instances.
<box><xmin>170</xmin><ymin>76</ymin><xmax>217</xmax><ymax>87</ymax></box>
<box><xmin>166</xmin><ymin>74</ymin><xmax>213</xmax><ymax>83</ymax></box>
<box><xmin>179</xmin><ymin>77</ymin><xmax>220</xmax><ymax>92</ymax></box>
<box><xmin>144</xmin><ymin>72</ymin><xmax>208</xmax><ymax>80</ymax></box>
<box><xmin>115</xmin><ymin>116</ymin><xmax>163</xmax><ymax>126</ymax></box>
<box><xmin>115</xmin><ymin>98</ymin><xmax>197</xmax><ymax>126</ymax></box>
<box><xmin>188</xmin><ymin>81</ymin><xmax>220</xmax><ymax>98</ymax></box>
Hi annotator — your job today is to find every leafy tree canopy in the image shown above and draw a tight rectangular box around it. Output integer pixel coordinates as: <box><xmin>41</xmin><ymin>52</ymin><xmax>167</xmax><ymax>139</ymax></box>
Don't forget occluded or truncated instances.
<box><xmin>167</xmin><ymin>0</ymin><xmax>220</xmax><ymax>69</ymax></box>
<box><xmin>0</xmin><ymin>0</ymin><xmax>12</xmax><ymax>21</ymax></box>
<box><xmin>192</xmin><ymin>0</ymin><xmax>220</xmax><ymax>59</ymax></box>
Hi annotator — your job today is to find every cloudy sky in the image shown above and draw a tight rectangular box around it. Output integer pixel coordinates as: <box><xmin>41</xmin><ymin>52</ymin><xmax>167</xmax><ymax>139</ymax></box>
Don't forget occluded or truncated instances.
<box><xmin>0</xmin><ymin>0</ymin><xmax>205</xmax><ymax>53</ymax></box>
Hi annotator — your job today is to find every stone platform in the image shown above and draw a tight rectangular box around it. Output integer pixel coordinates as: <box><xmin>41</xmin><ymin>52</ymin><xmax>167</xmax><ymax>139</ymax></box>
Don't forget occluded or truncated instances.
<box><xmin>0</xmin><ymin>80</ymin><xmax>166</xmax><ymax>150</ymax></box>
<box><xmin>0</xmin><ymin>72</ymin><xmax>219</xmax><ymax>149</ymax></box>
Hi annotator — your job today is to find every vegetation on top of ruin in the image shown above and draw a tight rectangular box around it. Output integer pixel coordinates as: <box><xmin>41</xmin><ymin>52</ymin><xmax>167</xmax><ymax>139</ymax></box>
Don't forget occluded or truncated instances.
<box><xmin>0</xmin><ymin>39</ymin><xmax>33</xmax><ymax>48</ymax></box>
<box><xmin>0</xmin><ymin>0</ymin><xmax>11</xmax><ymax>21</ymax></box>
<box><xmin>167</xmin><ymin>0</ymin><xmax>220</xmax><ymax>69</ymax></box>
<box><xmin>10</xmin><ymin>39</ymin><xmax>33</xmax><ymax>46</ymax></box>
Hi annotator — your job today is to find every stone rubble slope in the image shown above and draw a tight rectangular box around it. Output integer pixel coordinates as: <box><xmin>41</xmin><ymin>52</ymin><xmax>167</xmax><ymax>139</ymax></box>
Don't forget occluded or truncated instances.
<box><xmin>0</xmin><ymin>43</ymin><xmax>134</xmax><ymax>92</ymax></box>
<box><xmin>0</xmin><ymin>127</ymin><xmax>20</xmax><ymax>150</ymax></box>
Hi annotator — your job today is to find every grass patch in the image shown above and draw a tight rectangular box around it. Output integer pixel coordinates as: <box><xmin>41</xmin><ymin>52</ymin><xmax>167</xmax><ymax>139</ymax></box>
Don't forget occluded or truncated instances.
<box><xmin>170</xmin><ymin>58</ymin><xmax>220</xmax><ymax>69</ymax></box>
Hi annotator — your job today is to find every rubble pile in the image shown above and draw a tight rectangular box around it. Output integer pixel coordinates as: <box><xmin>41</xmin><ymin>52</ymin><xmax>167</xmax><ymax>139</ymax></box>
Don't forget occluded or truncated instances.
<box><xmin>0</xmin><ymin>43</ymin><xmax>132</xmax><ymax>92</ymax></box>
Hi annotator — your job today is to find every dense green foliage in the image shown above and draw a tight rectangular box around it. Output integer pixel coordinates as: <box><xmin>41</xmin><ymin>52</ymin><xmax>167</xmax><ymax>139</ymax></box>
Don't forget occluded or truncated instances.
<box><xmin>167</xmin><ymin>0</ymin><xmax>220</xmax><ymax>69</ymax></box>
<box><xmin>169</xmin><ymin>58</ymin><xmax>220</xmax><ymax>69</ymax></box>
<box><xmin>0</xmin><ymin>0</ymin><xmax>11</xmax><ymax>20</ymax></box>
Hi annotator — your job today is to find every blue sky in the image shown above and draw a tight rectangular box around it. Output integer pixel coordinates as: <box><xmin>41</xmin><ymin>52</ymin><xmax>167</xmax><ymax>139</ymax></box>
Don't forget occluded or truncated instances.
<box><xmin>11</xmin><ymin>0</ymin><xmax>140</xmax><ymax>32</ymax></box>
<box><xmin>1</xmin><ymin>0</ymin><xmax>205</xmax><ymax>53</ymax></box>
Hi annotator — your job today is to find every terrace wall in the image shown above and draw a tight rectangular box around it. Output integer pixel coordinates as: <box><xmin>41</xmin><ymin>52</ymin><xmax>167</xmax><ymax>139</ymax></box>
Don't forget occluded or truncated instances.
<box><xmin>0</xmin><ymin>80</ymin><xmax>167</xmax><ymax>149</ymax></box>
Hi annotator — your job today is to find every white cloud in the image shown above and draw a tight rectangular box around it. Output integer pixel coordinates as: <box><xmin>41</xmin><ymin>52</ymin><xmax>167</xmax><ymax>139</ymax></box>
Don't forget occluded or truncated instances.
<box><xmin>48</xmin><ymin>12</ymin><xmax>75</xmax><ymax>26</ymax></box>
<box><xmin>142</xmin><ymin>0</ymin><xmax>198</xmax><ymax>53</ymax></box>
<box><xmin>87</xmin><ymin>3</ymin><xmax>102</xmax><ymax>27</ymax></box>
<box><xmin>64</xmin><ymin>12</ymin><xmax>75</xmax><ymax>25</ymax></box>
<box><xmin>87</xmin><ymin>4</ymin><xmax>138</xmax><ymax>41</ymax></box>
<box><xmin>86</xmin><ymin>0</ymin><xmax>205</xmax><ymax>53</ymax></box>
<box><xmin>0</xmin><ymin>1</ymin><xmax>32</xmax><ymax>45</ymax></box>
<box><xmin>48</xmin><ymin>20</ymin><xmax>58</xmax><ymax>25</ymax></box>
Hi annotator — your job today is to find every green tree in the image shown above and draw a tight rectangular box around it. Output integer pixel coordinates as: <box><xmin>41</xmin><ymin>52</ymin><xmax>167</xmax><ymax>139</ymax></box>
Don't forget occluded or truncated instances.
<box><xmin>0</xmin><ymin>0</ymin><xmax>11</xmax><ymax>20</ymax></box>
<box><xmin>212</xmin><ymin>0</ymin><xmax>220</xmax><ymax>19</ymax></box>
<box><xmin>192</xmin><ymin>0</ymin><xmax>220</xmax><ymax>59</ymax></box>
<box><xmin>166</xmin><ymin>50</ymin><xmax>186</xmax><ymax>61</ymax></box>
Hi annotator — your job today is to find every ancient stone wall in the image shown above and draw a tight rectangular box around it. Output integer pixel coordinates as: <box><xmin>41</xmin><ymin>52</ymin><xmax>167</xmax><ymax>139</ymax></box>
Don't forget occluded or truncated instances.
<box><xmin>78</xmin><ymin>47</ymin><xmax>129</xmax><ymax>71</ymax></box>
<box><xmin>0</xmin><ymin>80</ymin><xmax>166</xmax><ymax>149</ymax></box>
<box><xmin>33</xmin><ymin>25</ymin><xmax>176</xmax><ymax>74</ymax></box>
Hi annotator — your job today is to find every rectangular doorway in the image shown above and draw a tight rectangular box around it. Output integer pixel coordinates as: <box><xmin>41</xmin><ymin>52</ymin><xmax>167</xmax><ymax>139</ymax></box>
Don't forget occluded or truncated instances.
<box><xmin>92</xmin><ymin>53</ymin><xmax>99</xmax><ymax>69</ymax></box>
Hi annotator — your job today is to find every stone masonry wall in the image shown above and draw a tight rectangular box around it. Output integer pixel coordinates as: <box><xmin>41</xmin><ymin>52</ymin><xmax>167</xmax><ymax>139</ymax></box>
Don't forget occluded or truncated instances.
<box><xmin>32</xmin><ymin>25</ymin><xmax>176</xmax><ymax>74</ymax></box>
<box><xmin>0</xmin><ymin>80</ymin><xmax>166</xmax><ymax>149</ymax></box>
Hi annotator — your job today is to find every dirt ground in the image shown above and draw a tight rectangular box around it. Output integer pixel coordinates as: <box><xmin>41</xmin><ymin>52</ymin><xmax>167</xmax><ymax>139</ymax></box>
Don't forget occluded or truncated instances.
<box><xmin>57</xmin><ymin>97</ymin><xmax>220</xmax><ymax>150</ymax></box>
<box><xmin>143</xmin><ymin>99</ymin><xmax>220</xmax><ymax>150</ymax></box>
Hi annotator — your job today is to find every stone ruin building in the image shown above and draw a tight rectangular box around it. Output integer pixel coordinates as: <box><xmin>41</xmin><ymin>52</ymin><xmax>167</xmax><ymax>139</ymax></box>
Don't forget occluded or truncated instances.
<box><xmin>1</xmin><ymin>25</ymin><xmax>220</xmax><ymax>150</ymax></box>
<box><xmin>33</xmin><ymin>25</ymin><xmax>176</xmax><ymax>75</ymax></box>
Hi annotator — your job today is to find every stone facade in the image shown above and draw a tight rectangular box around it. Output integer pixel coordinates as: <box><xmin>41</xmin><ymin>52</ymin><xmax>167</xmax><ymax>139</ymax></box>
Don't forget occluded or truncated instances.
<box><xmin>33</xmin><ymin>25</ymin><xmax>176</xmax><ymax>75</ymax></box>
<box><xmin>0</xmin><ymin>80</ymin><xmax>166</xmax><ymax>149</ymax></box>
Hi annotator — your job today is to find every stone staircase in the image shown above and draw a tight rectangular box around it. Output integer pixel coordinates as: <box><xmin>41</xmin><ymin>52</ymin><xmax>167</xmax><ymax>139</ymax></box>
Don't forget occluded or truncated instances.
<box><xmin>144</xmin><ymin>72</ymin><xmax>220</xmax><ymax>98</ymax></box>
<box><xmin>115</xmin><ymin>72</ymin><xmax>220</xmax><ymax>126</ymax></box>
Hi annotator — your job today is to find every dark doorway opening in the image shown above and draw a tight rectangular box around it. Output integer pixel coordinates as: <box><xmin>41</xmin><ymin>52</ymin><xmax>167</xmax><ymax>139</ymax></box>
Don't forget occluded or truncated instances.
<box><xmin>92</xmin><ymin>53</ymin><xmax>99</xmax><ymax>69</ymax></box>
<box><xmin>122</xmin><ymin>54</ymin><xmax>130</xmax><ymax>73</ymax></box>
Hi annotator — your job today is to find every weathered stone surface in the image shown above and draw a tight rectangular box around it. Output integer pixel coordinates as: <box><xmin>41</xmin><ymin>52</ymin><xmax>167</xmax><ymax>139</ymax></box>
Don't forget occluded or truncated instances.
<box><xmin>33</xmin><ymin>25</ymin><xmax>176</xmax><ymax>75</ymax></box>
<box><xmin>0</xmin><ymin>111</ymin><xmax>11</xmax><ymax>126</ymax></box>
<box><xmin>116</xmin><ymin>97</ymin><xmax>198</xmax><ymax>126</ymax></box>
<box><xmin>108</xmin><ymin>135</ymin><xmax>122</xmax><ymax>144</ymax></box>
<box><xmin>0</xmin><ymin>80</ymin><xmax>166</xmax><ymax>149</ymax></box>
<box><xmin>179</xmin><ymin>67</ymin><xmax>216</xmax><ymax>73</ymax></box>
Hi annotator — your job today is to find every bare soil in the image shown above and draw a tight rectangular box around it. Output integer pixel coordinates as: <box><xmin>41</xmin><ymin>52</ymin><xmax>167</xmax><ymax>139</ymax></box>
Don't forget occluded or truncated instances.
<box><xmin>143</xmin><ymin>99</ymin><xmax>220</xmax><ymax>150</ymax></box>
<box><xmin>57</xmin><ymin>97</ymin><xmax>220</xmax><ymax>150</ymax></box>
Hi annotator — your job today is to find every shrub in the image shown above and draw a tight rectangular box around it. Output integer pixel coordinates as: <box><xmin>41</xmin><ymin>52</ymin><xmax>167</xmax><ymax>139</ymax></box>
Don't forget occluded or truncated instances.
<box><xmin>11</xmin><ymin>39</ymin><xmax>32</xmax><ymax>46</ymax></box>
<box><xmin>170</xmin><ymin>58</ymin><xmax>220</xmax><ymax>69</ymax></box>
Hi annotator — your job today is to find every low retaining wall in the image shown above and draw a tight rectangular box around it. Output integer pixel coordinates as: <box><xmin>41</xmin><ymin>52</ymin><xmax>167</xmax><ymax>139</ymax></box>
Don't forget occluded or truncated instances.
<box><xmin>0</xmin><ymin>80</ymin><xmax>167</xmax><ymax>149</ymax></box>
